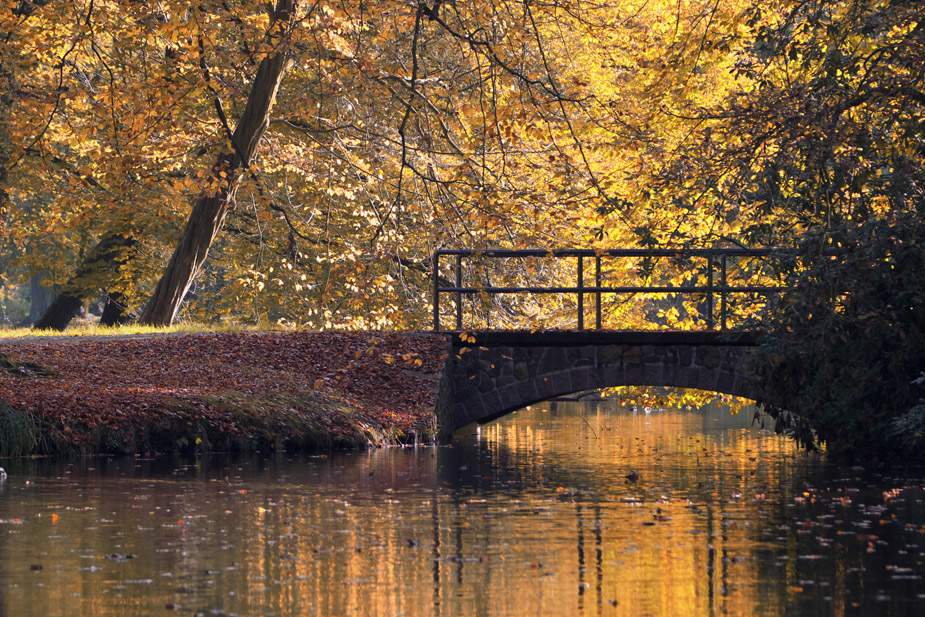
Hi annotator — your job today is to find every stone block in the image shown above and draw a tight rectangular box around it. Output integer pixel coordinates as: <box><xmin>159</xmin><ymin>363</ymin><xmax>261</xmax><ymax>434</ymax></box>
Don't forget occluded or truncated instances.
<box><xmin>513</xmin><ymin>362</ymin><xmax>530</xmax><ymax>381</ymax></box>
<box><xmin>678</xmin><ymin>345</ymin><xmax>694</xmax><ymax>366</ymax></box>
<box><xmin>715</xmin><ymin>370</ymin><xmax>737</xmax><ymax>395</ymax></box>
<box><xmin>488</xmin><ymin>360</ymin><xmax>506</xmax><ymax>379</ymax></box>
<box><xmin>624</xmin><ymin>362</ymin><xmax>643</xmax><ymax>384</ymax></box>
<box><xmin>495</xmin><ymin>371</ymin><xmax>515</xmax><ymax>389</ymax></box>
<box><xmin>515</xmin><ymin>378</ymin><xmax>539</xmax><ymax>404</ymax></box>
<box><xmin>603</xmin><ymin>362</ymin><xmax>625</xmax><ymax>387</ymax></box>
<box><xmin>679</xmin><ymin>366</ymin><xmax>700</xmax><ymax>389</ymax></box>
<box><xmin>538</xmin><ymin>347</ymin><xmax>569</xmax><ymax>374</ymax></box>
<box><xmin>571</xmin><ymin>367</ymin><xmax>594</xmax><ymax>392</ymax></box>
<box><xmin>623</xmin><ymin>346</ymin><xmax>642</xmax><ymax>364</ymax></box>
<box><xmin>512</xmin><ymin>346</ymin><xmax>530</xmax><ymax>362</ymax></box>
<box><xmin>737</xmin><ymin>354</ymin><xmax>758</xmax><ymax>376</ymax></box>
<box><xmin>643</xmin><ymin>362</ymin><xmax>663</xmax><ymax>383</ymax></box>
<box><xmin>662</xmin><ymin>346</ymin><xmax>679</xmax><ymax>365</ymax></box>
<box><xmin>482</xmin><ymin>389</ymin><xmax>504</xmax><ymax>417</ymax></box>
<box><xmin>661</xmin><ymin>362</ymin><xmax>680</xmax><ymax>386</ymax></box>
<box><xmin>453</xmin><ymin>403</ymin><xmax>478</xmax><ymax>429</ymax></box>
<box><xmin>697</xmin><ymin>346</ymin><xmax>722</xmax><ymax>369</ymax></box>
<box><xmin>695</xmin><ymin>370</ymin><xmax>717</xmax><ymax>393</ymax></box>
<box><xmin>478</xmin><ymin>374</ymin><xmax>496</xmax><ymax>393</ymax></box>
<box><xmin>499</xmin><ymin>385</ymin><xmax>522</xmax><ymax>410</ymax></box>
<box><xmin>720</xmin><ymin>348</ymin><xmax>745</xmax><ymax>372</ymax></box>
<box><xmin>599</xmin><ymin>345</ymin><xmax>622</xmax><ymax>363</ymax></box>
<box><xmin>535</xmin><ymin>375</ymin><xmax>556</xmax><ymax>400</ymax></box>
<box><xmin>642</xmin><ymin>345</ymin><xmax>659</xmax><ymax>363</ymax></box>
<box><xmin>548</xmin><ymin>370</ymin><xmax>572</xmax><ymax>397</ymax></box>
<box><xmin>456</xmin><ymin>383</ymin><xmax>481</xmax><ymax>408</ymax></box>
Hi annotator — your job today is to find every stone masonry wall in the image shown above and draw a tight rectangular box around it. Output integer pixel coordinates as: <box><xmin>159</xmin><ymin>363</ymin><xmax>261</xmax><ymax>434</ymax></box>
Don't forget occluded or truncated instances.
<box><xmin>438</xmin><ymin>343</ymin><xmax>758</xmax><ymax>436</ymax></box>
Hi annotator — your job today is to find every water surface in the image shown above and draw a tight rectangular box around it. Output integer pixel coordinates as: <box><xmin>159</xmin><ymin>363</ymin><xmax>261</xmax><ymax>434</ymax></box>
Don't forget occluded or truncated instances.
<box><xmin>1</xmin><ymin>401</ymin><xmax>923</xmax><ymax>616</ymax></box>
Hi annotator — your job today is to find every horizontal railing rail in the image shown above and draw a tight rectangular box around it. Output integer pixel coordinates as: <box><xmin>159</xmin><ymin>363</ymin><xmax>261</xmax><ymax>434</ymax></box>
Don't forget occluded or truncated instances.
<box><xmin>432</xmin><ymin>248</ymin><xmax>794</xmax><ymax>332</ymax></box>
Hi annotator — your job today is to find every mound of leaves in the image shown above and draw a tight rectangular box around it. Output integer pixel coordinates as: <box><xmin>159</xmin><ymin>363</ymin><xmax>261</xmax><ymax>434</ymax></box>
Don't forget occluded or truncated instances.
<box><xmin>0</xmin><ymin>331</ymin><xmax>448</xmax><ymax>456</ymax></box>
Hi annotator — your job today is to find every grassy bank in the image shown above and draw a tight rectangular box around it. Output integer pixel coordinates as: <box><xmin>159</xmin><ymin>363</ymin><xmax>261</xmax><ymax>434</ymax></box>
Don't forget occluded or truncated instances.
<box><xmin>0</xmin><ymin>331</ymin><xmax>448</xmax><ymax>457</ymax></box>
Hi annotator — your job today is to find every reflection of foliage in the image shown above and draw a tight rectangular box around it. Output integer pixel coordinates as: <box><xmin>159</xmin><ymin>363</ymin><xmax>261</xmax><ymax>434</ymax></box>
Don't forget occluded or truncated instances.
<box><xmin>600</xmin><ymin>386</ymin><xmax>752</xmax><ymax>415</ymax></box>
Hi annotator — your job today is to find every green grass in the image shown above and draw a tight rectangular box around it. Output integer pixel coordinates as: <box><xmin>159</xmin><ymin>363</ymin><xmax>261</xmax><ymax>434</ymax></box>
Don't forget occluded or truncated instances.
<box><xmin>0</xmin><ymin>401</ymin><xmax>39</xmax><ymax>457</ymax></box>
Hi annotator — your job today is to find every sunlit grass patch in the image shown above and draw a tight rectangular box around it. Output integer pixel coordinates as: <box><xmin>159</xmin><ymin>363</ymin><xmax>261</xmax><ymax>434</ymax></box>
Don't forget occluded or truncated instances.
<box><xmin>0</xmin><ymin>321</ymin><xmax>293</xmax><ymax>340</ymax></box>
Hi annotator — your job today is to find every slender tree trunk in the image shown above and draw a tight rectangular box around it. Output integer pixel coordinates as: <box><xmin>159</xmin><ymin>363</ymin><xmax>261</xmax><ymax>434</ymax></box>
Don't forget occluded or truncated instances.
<box><xmin>1</xmin><ymin>86</ymin><xmax>12</xmax><ymax>238</ymax></box>
<box><xmin>139</xmin><ymin>0</ymin><xmax>296</xmax><ymax>326</ymax></box>
<box><xmin>33</xmin><ymin>233</ymin><xmax>133</xmax><ymax>330</ymax></box>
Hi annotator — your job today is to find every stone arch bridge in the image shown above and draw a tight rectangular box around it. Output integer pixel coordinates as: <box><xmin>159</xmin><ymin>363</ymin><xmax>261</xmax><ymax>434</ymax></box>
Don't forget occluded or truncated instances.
<box><xmin>435</xmin><ymin>331</ymin><xmax>765</xmax><ymax>438</ymax></box>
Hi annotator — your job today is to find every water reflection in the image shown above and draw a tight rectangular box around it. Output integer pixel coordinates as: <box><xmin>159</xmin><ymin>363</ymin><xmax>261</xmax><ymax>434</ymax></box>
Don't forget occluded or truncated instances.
<box><xmin>0</xmin><ymin>401</ymin><xmax>923</xmax><ymax>616</ymax></box>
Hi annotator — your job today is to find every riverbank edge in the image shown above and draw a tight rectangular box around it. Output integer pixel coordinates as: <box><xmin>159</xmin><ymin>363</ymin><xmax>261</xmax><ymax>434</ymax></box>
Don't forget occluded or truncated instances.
<box><xmin>0</xmin><ymin>331</ymin><xmax>451</xmax><ymax>458</ymax></box>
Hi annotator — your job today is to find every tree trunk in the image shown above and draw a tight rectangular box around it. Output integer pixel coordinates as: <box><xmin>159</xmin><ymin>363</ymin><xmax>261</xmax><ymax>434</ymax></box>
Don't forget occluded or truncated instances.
<box><xmin>31</xmin><ymin>291</ymin><xmax>82</xmax><ymax>331</ymax></box>
<box><xmin>33</xmin><ymin>233</ymin><xmax>133</xmax><ymax>330</ymax></box>
<box><xmin>99</xmin><ymin>291</ymin><xmax>132</xmax><ymax>326</ymax></box>
<box><xmin>27</xmin><ymin>274</ymin><xmax>58</xmax><ymax>324</ymax></box>
<box><xmin>139</xmin><ymin>0</ymin><xmax>296</xmax><ymax>326</ymax></box>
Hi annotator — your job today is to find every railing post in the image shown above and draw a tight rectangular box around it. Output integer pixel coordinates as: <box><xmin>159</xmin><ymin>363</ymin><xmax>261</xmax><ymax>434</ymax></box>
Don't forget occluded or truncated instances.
<box><xmin>455</xmin><ymin>254</ymin><xmax>463</xmax><ymax>331</ymax></box>
<box><xmin>720</xmin><ymin>254</ymin><xmax>728</xmax><ymax>330</ymax></box>
<box><xmin>577</xmin><ymin>255</ymin><xmax>584</xmax><ymax>330</ymax></box>
<box><xmin>707</xmin><ymin>256</ymin><xmax>715</xmax><ymax>329</ymax></box>
<box><xmin>432</xmin><ymin>252</ymin><xmax>440</xmax><ymax>331</ymax></box>
<box><xmin>595</xmin><ymin>254</ymin><xmax>602</xmax><ymax>329</ymax></box>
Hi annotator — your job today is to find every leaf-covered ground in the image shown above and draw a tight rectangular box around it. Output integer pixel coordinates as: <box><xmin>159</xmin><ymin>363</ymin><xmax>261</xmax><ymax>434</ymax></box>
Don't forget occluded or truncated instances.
<box><xmin>0</xmin><ymin>332</ymin><xmax>448</xmax><ymax>456</ymax></box>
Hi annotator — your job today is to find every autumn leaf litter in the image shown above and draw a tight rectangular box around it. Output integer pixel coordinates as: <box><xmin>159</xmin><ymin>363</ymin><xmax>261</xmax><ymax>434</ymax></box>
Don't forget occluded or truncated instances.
<box><xmin>0</xmin><ymin>331</ymin><xmax>448</xmax><ymax>453</ymax></box>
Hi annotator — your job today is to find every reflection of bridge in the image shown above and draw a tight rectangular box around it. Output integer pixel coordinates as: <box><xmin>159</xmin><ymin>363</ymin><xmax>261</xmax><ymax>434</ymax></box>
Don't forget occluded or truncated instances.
<box><xmin>435</xmin><ymin>331</ymin><xmax>764</xmax><ymax>438</ymax></box>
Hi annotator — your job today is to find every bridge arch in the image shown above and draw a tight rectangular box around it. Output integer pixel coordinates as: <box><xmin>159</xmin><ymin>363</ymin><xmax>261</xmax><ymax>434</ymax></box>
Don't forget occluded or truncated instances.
<box><xmin>435</xmin><ymin>332</ymin><xmax>763</xmax><ymax>438</ymax></box>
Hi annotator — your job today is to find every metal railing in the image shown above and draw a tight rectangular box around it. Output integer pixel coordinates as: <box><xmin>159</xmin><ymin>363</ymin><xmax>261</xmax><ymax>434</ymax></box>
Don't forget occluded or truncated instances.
<box><xmin>432</xmin><ymin>248</ymin><xmax>790</xmax><ymax>332</ymax></box>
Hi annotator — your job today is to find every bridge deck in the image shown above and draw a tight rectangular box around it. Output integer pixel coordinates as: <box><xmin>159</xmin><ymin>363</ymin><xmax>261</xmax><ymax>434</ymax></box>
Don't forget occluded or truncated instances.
<box><xmin>450</xmin><ymin>330</ymin><xmax>762</xmax><ymax>348</ymax></box>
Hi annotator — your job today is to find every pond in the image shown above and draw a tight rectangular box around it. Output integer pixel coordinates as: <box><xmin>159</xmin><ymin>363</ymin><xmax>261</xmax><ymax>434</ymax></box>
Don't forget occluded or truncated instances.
<box><xmin>1</xmin><ymin>400</ymin><xmax>923</xmax><ymax>616</ymax></box>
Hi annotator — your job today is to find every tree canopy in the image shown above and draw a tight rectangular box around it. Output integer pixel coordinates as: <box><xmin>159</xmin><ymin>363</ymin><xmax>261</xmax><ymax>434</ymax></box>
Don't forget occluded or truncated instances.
<box><xmin>1</xmin><ymin>0</ymin><xmax>752</xmax><ymax>328</ymax></box>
